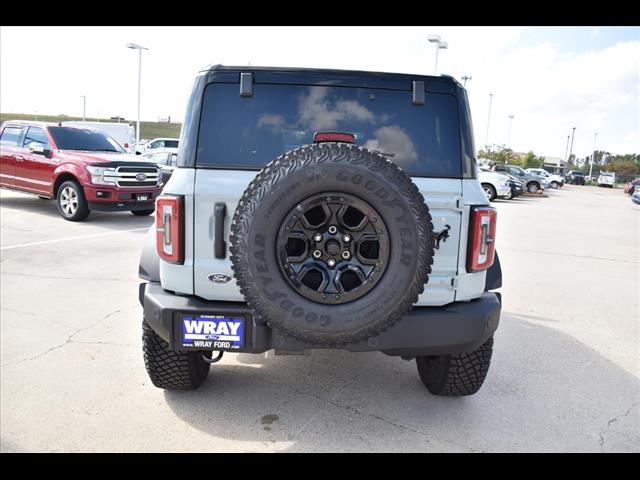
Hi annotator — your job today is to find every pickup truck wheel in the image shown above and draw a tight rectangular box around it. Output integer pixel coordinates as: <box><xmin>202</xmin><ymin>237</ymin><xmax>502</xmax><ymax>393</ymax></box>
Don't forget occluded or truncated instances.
<box><xmin>56</xmin><ymin>181</ymin><xmax>90</xmax><ymax>221</ymax></box>
<box><xmin>132</xmin><ymin>209</ymin><xmax>155</xmax><ymax>216</ymax></box>
<box><xmin>142</xmin><ymin>320</ymin><xmax>210</xmax><ymax>390</ymax></box>
<box><xmin>482</xmin><ymin>183</ymin><xmax>497</xmax><ymax>202</ymax></box>
<box><xmin>416</xmin><ymin>336</ymin><xmax>494</xmax><ymax>396</ymax></box>
<box><xmin>230</xmin><ymin>142</ymin><xmax>434</xmax><ymax>346</ymax></box>
<box><xmin>527</xmin><ymin>182</ymin><xmax>540</xmax><ymax>194</ymax></box>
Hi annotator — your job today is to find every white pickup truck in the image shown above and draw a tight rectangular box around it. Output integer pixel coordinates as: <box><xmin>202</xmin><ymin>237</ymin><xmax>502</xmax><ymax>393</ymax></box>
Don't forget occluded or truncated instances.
<box><xmin>525</xmin><ymin>168</ymin><xmax>564</xmax><ymax>189</ymax></box>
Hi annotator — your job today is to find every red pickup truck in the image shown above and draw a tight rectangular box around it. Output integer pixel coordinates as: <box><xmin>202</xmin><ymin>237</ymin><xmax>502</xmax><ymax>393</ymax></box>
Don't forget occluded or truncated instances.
<box><xmin>0</xmin><ymin>120</ymin><xmax>164</xmax><ymax>221</ymax></box>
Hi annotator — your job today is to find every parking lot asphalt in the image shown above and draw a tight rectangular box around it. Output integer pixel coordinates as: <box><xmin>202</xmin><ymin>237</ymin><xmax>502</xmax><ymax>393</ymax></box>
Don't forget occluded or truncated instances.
<box><xmin>1</xmin><ymin>185</ymin><xmax>638</xmax><ymax>453</ymax></box>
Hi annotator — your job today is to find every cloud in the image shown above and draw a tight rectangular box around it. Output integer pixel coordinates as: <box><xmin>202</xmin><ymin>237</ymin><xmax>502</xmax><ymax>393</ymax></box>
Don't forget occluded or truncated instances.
<box><xmin>364</xmin><ymin>126</ymin><xmax>418</xmax><ymax>168</ymax></box>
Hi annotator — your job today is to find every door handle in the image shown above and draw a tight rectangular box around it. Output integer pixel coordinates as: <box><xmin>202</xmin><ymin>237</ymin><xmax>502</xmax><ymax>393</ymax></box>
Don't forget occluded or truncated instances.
<box><xmin>214</xmin><ymin>203</ymin><xmax>227</xmax><ymax>259</ymax></box>
<box><xmin>15</xmin><ymin>155</ymin><xmax>24</xmax><ymax>161</ymax></box>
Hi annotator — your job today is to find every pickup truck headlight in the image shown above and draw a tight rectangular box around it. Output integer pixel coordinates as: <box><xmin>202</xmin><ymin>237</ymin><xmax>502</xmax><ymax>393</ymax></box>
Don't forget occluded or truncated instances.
<box><xmin>86</xmin><ymin>166</ymin><xmax>117</xmax><ymax>186</ymax></box>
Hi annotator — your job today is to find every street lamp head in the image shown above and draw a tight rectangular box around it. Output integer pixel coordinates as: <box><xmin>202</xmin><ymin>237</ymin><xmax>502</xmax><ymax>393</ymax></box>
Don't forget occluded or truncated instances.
<box><xmin>438</xmin><ymin>41</ymin><xmax>448</xmax><ymax>50</ymax></box>
<box><xmin>427</xmin><ymin>34</ymin><xmax>442</xmax><ymax>43</ymax></box>
<box><xmin>126</xmin><ymin>43</ymin><xmax>149</xmax><ymax>50</ymax></box>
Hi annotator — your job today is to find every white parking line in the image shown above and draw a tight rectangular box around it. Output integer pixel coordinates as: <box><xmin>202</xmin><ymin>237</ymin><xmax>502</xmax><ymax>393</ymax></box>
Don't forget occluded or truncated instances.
<box><xmin>0</xmin><ymin>227</ymin><xmax>149</xmax><ymax>251</ymax></box>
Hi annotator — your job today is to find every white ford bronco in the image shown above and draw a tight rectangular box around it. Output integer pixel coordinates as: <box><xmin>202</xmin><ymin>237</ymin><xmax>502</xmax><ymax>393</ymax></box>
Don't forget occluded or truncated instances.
<box><xmin>138</xmin><ymin>66</ymin><xmax>502</xmax><ymax>396</ymax></box>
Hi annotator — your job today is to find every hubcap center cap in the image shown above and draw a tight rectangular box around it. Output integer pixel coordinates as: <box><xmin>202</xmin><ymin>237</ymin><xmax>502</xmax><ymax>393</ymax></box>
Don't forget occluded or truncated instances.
<box><xmin>325</xmin><ymin>240</ymin><xmax>341</xmax><ymax>256</ymax></box>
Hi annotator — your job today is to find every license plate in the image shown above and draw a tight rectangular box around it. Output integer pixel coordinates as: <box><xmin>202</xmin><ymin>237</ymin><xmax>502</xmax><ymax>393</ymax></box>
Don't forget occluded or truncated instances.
<box><xmin>179</xmin><ymin>314</ymin><xmax>245</xmax><ymax>350</ymax></box>
<box><xmin>137</xmin><ymin>194</ymin><xmax>148</xmax><ymax>201</ymax></box>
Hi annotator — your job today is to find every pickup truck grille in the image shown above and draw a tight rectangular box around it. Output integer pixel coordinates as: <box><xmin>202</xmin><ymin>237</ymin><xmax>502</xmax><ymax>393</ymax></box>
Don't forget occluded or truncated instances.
<box><xmin>105</xmin><ymin>166</ymin><xmax>161</xmax><ymax>188</ymax></box>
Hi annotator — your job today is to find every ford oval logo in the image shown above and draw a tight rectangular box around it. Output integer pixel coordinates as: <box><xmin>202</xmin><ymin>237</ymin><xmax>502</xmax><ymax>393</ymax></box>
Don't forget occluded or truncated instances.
<box><xmin>135</xmin><ymin>173</ymin><xmax>147</xmax><ymax>181</ymax></box>
<box><xmin>208</xmin><ymin>273</ymin><xmax>232</xmax><ymax>284</ymax></box>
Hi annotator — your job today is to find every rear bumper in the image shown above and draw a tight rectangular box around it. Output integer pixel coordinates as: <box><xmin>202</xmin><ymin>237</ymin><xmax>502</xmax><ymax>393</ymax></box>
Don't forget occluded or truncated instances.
<box><xmin>140</xmin><ymin>282</ymin><xmax>501</xmax><ymax>357</ymax></box>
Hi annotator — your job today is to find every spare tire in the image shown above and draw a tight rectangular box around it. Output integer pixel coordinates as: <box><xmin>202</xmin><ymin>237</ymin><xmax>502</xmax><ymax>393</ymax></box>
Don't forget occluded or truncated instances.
<box><xmin>230</xmin><ymin>142</ymin><xmax>434</xmax><ymax>346</ymax></box>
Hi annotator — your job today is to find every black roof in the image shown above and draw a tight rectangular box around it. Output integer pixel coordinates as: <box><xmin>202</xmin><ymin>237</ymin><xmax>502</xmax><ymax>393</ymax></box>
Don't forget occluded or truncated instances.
<box><xmin>199</xmin><ymin>65</ymin><xmax>461</xmax><ymax>91</ymax></box>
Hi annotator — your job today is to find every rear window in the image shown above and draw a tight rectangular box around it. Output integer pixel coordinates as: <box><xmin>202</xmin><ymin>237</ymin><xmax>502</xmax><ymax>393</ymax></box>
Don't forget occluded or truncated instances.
<box><xmin>196</xmin><ymin>83</ymin><xmax>462</xmax><ymax>177</ymax></box>
<box><xmin>164</xmin><ymin>140</ymin><xmax>179</xmax><ymax>148</ymax></box>
<box><xmin>48</xmin><ymin>127</ymin><xmax>124</xmax><ymax>153</ymax></box>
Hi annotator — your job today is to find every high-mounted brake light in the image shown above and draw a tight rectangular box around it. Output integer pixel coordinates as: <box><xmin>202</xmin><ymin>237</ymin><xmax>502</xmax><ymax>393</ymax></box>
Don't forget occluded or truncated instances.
<box><xmin>467</xmin><ymin>206</ymin><xmax>497</xmax><ymax>272</ymax></box>
<box><xmin>313</xmin><ymin>132</ymin><xmax>355</xmax><ymax>144</ymax></box>
<box><xmin>156</xmin><ymin>195</ymin><xmax>184</xmax><ymax>264</ymax></box>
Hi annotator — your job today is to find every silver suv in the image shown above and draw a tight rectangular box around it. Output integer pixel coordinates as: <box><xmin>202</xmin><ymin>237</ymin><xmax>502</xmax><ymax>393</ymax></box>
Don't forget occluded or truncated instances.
<box><xmin>494</xmin><ymin>164</ymin><xmax>548</xmax><ymax>193</ymax></box>
<box><xmin>138</xmin><ymin>66</ymin><xmax>502</xmax><ymax>396</ymax></box>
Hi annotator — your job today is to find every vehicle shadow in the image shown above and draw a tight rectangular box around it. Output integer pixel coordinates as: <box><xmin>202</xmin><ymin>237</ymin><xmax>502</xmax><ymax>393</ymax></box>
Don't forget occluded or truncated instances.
<box><xmin>0</xmin><ymin>193</ymin><xmax>154</xmax><ymax>228</ymax></box>
<box><xmin>163</xmin><ymin>315</ymin><xmax>640</xmax><ymax>452</ymax></box>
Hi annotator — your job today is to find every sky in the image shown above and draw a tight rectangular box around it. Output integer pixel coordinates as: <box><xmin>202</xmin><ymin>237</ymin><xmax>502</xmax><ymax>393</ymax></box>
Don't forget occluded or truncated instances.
<box><xmin>1</xmin><ymin>26</ymin><xmax>638</xmax><ymax>159</ymax></box>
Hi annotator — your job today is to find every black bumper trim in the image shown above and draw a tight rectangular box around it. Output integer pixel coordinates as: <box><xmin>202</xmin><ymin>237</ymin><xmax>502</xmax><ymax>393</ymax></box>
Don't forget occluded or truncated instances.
<box><xmin>141</xmin><ymin>282</ymin><xmax>501</xmax><ymax>357</ymax></box>
<box><xmin>89</xmin><ymin>202</ymin><xmax>155</xmax><ymax>212</ymax></box>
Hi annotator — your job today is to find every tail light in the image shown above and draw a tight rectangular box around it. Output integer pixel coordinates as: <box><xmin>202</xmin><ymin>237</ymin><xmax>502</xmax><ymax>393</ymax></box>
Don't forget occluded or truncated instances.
<box><xmin>467</xmin><ymin>206</ymin><xmax>497</xmax><ymax>272</ymax></box>
<box><xmin>156</xmin><ymin>195</ymin><xmax>184</xmax><ymax>264</ymax></box>
<box><xmin>124</xmin><ymin>142</ymin><xmax>129</xmax><ymax>148</ymax></box>
<box><xmin>313</xmin><ymin>132</ymin><xmax>355</xmax><ymax>143</ymax></box>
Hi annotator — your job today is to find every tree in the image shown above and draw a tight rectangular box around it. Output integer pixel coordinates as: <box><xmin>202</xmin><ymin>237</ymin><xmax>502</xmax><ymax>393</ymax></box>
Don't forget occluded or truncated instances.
<box><xmin>519</xmin><ymin>151</ymin><xmax>545</xmax><ymax>169</ymax></box>
<box><xmin>477</xmin><ymin>144</ymin><xmax>516</xmax><ymax>165</ymax></box>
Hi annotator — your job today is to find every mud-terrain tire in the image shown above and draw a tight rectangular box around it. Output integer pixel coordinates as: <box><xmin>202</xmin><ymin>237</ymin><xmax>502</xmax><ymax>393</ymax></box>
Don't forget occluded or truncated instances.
<box><xmin>230</xmin><ymin>142</ymin><xmax>434</xmax><ymax>346</ymax></box>
<box><xmin>416</xmin><ymin>337</ymin><xmax>494</xmax><ymax>396</ymax></box>
<box><xmin>142</xmin><ymin>320</ymin><xmax>210</xmax><ymax>390</ymax></box>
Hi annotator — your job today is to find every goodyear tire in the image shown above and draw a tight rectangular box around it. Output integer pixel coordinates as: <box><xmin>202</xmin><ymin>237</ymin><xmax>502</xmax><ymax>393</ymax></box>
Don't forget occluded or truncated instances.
<box><xmin>230</xmin><ymin>143</ymin><xmax>434</xmax><ymax>346</ymax></box>
<box><xmin>142</xmin><ymin>320</ymin><xmax>210</xmax><ymax>390</ymax></box>
<box><xmin>416</xmin><ymin>336</ymin><xmax>494</xmax><ymax>396</ymax></box>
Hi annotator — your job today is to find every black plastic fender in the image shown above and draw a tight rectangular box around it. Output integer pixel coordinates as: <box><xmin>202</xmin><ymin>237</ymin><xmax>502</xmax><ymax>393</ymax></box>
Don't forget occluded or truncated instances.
<box><xmin>138</xmin><ymin>224</ymin><xmax>160</xmax><ymax>283</ymax></box>
<box><xmin>484</xmin><ymin>251</ymin><xmax>502</xmax><ymax>291</ymax></box>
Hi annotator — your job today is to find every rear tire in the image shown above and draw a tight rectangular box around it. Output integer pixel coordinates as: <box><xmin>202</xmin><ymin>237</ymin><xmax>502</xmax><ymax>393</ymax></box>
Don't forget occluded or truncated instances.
<box><xmin>56</xmin><ymin>180</ymin><xmax>90</xmax><ymax>221</ymax></box>
<box><xmin>551</xmin><ymin>181</ymin><xmax>559</xmax><ymax>189</ymax></box>
<box><xmin>142</xmin><ymin>320</ymin><xmax>210</xmax><ymax>390</ymax></box>
<box><xmin>416</xmin><ymin>337</ymin><xmax>494</xmax><ymax>396</ymax></box>
<box><xmin>482</xmin><ymin>183</ymin><xmax>497</xmax><ymax>202</ymax></box>
<box><xmin>527</xmin><ymin>182</ymin><xmax>540</xmax><ymax>194</ymax></box>
<box><xmin>132</xmin><ymin>208</ymin><xmax>155</xmax><ymax>216</ymax></box>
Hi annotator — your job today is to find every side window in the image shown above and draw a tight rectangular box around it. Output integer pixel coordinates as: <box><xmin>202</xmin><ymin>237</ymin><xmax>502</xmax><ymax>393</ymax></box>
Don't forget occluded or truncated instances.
<box><xmin>23</xmin><ymin>127</ymin><xmax>51</xmax><ymax>149</ymax></box>
<box><xmin>150</xmin><ymin>152</ymin><xmax>169</xmax><ymax>165</ymax></box>
<box><xmin>0</xmin><ymin>126</ymin><xmax>24</xmax><ymax>147</ymax></box>
<box><xmin>150</xmin><ymin>140</ymin><xmax>163</xmax><ymax>149</ymax></box>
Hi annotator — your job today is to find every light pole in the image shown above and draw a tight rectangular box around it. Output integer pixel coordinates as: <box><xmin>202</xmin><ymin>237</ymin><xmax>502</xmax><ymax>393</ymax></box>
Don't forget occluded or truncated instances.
<box><xmin>462</xmin><ymin>75</ymin><xmax>472</xmax><ymax>88</ymax></box>
<box><xmin>589</xmin><ymin>132</ymin><xmax>598</xmax><ymax>180</ymax></box>
<box><xmin>81</xmin><ymin>95</ymin><xmax>86</xmax><ymax>122</ymax></box>
<box><xmin>126</xmin><ymin>43</ymin><xmax>149</xmax><ymax>144</ymax></box>
<box><xmin>507</xmin><ymin>114</ymin><xmax>514</xmax><ymax>149</ymax></box>
<box><xmin>427</xmin><ymin>34</ymin><xmax>448</xmax><ymax>75</ymax></box>
<box><xmin>568</xmin><ymin>127</ymin><xmax>576</xmax><ymax>165</ymax></box>
<box><xmin>485</xmin><ymin>93</ymin><xmax>494</xmax><ymax>147</ymax></box>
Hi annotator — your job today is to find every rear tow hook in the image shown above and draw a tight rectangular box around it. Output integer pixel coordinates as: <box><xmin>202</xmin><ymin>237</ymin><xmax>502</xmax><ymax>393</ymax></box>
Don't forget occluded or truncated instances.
<box><xmin>203</xmin><ymin>351</ymin><xmax>224</xmax><ymax>364</ymax></box>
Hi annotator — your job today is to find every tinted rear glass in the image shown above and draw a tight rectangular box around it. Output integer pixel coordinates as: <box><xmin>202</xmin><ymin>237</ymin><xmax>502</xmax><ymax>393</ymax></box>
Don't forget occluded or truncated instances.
<box><xmin>48</xmin><ymin>127</ymin><xmax>124</xmax><ymax>152</ymax></box>
<box><xmin>196</xmin><ymin>83</ymin><xmax>462</xmax><ymax>177</ymax></box>
<box><xmin>164</xmin><ymin>140</ymin><xmax>179</xmax><ymax>148</ymax></box>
